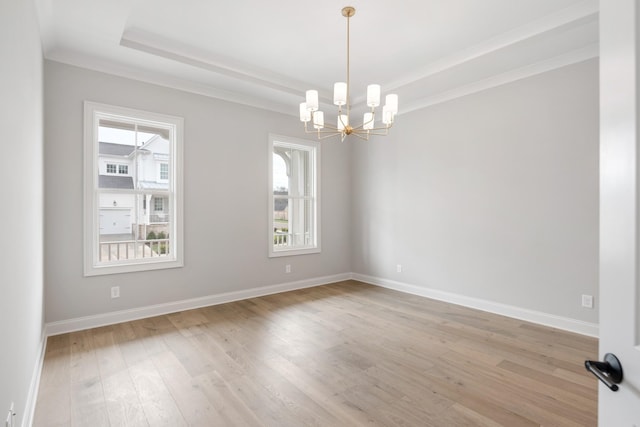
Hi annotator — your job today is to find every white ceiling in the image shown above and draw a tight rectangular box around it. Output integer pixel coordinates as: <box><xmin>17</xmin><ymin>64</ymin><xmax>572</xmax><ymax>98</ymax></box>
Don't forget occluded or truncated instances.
<box><xmin>35</xmin><ymin>0</ymin><xmax>599</xmax><ymax>116</ymax></box>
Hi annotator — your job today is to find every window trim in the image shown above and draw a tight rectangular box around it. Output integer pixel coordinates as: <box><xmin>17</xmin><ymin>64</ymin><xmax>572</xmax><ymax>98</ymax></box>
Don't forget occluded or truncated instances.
<box><xmin>83</xmin><ymin>101</ymin><xmax>184</xmax><ymax>276</ymax></box>
<box><xmin>268</xmin><ymin>134</ymin><xmax>321</xmax><ymax>258</ymax></box>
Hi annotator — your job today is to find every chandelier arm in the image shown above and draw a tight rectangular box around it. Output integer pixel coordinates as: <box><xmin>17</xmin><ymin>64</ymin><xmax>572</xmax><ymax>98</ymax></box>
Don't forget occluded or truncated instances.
<box><xmin>305</xmin><ymin>128</ymin><xmax>343</xmax><ymax>135</ymax></box>
<box><xmin>348</xmin><ymin>120</ymin><xmax>391</xmax><ymax>133</ymax></box>
<box><xmin>353</xmin><ymin>128</ymin><xmax>390</xmax><ymax>137</ymax></box>
<box><xmin>302</xmin><ymin>125</ymin><xmax>345</xmax><ymax>140</ymax></box>
<box><xmin>308</xmin><ymin>121</ymin><xmax>342</xmax><ymax>132</ymax></box>
<box><xmin>303</xmin><ymin>127</ymin><xmax>345</xmax><ymax>139</ymax></box>
<box><xmin>349</xmin><ymin>132</ymin><xmax>371</xmax><ymax>141</ymax></box>
<box><xmin>320</xmin><ymin>132</ymin><xmax>345</xmax><ymax>140</ymax></box>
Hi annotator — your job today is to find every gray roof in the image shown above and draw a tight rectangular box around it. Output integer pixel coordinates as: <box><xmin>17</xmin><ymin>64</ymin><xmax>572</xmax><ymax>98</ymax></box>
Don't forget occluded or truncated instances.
<box><xmin>99</xmin><ymin>175</ymin><xmax>134</xmax><ymax>189</ymax></box>
<box><xmin>99</xmin><ymin>142</ymin><xmax>135</xmax><ymax>156</ymax></box>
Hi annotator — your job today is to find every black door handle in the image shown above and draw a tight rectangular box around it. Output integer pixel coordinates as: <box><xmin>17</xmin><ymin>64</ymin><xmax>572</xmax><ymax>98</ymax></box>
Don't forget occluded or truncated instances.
<box><xmin>585</xmin><ymin>353</ymin><xmax>623</xmax><ymax>391</ymax></box>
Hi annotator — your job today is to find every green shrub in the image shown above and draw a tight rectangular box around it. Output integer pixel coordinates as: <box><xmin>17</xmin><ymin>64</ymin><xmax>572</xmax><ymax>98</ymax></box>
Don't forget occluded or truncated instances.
<box><xmin>147</xmin><ymin>231</ymin><xmax>157</xmax><ymax>240</ymax></box>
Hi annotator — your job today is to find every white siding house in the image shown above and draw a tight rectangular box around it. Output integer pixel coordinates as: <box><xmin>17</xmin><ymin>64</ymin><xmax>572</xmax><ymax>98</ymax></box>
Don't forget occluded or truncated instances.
<box><xmin>98</xmin><ymin>136</ymin><xmax>169</xmax><ymax>239</ymax></box>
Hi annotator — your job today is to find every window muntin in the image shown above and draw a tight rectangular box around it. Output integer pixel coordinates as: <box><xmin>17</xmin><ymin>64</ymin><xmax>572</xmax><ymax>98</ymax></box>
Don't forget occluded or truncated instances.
<box><xmin>84</xmin><ymin>102</ymin><xmax>183</xmax><ymax>276</ymax></box>
<box><xmin>268</xmin><ymin>134</ymin><xmax>320</xmax><ymax>257</ymax></box>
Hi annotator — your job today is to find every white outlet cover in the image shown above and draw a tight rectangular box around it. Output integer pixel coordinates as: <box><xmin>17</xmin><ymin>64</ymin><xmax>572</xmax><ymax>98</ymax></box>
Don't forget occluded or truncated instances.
<box><xmin>582</xmin><ymin>294</ymin><xmax>593</xmax><ymax>308</ymax></box>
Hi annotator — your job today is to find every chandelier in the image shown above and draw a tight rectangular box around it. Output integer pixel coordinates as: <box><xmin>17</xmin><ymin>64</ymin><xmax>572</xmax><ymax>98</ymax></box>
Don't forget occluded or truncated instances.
<box><xmin>299</xmin><ymin>6</ymin><xmax>398</xmax><ymax>141</ymax></box>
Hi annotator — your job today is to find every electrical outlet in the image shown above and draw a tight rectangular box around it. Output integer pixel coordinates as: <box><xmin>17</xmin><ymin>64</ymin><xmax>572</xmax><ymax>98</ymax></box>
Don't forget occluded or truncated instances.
<box><xmin>285</xmin><ymin>264</ymin><xmax>291</xmax><ymax>273</ymax></box>
<box><xmin>111</xmin><ymin>286</ymin><xmax>120</xmax><ymax>299</ymax></box>
<box><xmin>581</xmin><ymin>294</ymin><xmax>593</xmax><ymax>309</ymax></box>
<box><xmin>396</xmin><ymin>264</ymin><xmax>402</xmax><ymax>273</ymax></box>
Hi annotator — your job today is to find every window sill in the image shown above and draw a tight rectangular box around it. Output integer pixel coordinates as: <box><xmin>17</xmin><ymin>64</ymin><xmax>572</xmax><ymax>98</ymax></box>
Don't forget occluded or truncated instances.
<box><xmin>269</xmin><ymin>247</ymin><xmax>321</xmax><ymax>258</ymax></box>
<box><xmin>84</xmin><ymin>257</ymin><xmax>183</xmax><ymax>277</ymax></box>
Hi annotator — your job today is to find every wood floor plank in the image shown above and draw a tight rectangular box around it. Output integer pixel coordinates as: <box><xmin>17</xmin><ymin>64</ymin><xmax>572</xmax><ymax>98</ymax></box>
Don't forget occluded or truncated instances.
<box><xmin>70</xmin><ymin>376</ymin><xmax>109</xmax><ymax>427</ymax></box>
<box><xmin>128</xmin><ymin>359</ymin><xmax>187</xmax><ymax>426</ymax></box>
<box><xmin>34</xmin><ymin>280</ymin><xmax>598</xmax><ymax>426</ymax></box>
<box><xmin>102</xmin><ymin>370</ymin><xmax>148</xmax><ymax>427</ymax></box>
<box><xmin>193</xmin><ymin>370</ymin><xmax>266</xmax><ymax>427</ymax></box>
<box><xmin>150</xmin><ymin>350</ymin><xmax>220</xmax><ymax>426</ymax></box>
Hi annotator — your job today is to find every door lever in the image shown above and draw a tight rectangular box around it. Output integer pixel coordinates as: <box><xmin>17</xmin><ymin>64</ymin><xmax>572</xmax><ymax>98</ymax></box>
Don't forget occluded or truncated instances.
<box><xmin>585</xmin><ymin>353</ymin><xmax>623</xmax><ymax>392</ymax></box>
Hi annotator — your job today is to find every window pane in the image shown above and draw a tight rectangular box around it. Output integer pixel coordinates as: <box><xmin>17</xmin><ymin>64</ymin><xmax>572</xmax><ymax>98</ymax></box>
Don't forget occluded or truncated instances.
<box><xmin>137</xmin><ymin>126</ymin><xmax>170</xmax><ymax>191</ymax></box>
<box><xmin>289</xmin><ymin>198</ymin><xmax>315</xmax><ymax>246</ymax></box>
<box><xmin>290</xmin><ymin>147</ymin><xmax>311</xmax><ymax>197</ymax></box>
<box><xmin>273</xmin><ymin>153</ymin><xmax>288</xmax><ymax>194</ymax></box>
<box><xmin>273</xmin><ymin>198</ymin><xmax>289</xmax><ymax>247</ymax></box>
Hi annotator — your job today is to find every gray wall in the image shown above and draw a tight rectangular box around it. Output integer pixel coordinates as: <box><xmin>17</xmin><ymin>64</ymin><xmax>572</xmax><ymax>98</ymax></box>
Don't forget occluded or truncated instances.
<box><xmin>44</xmin><ymin>58</ymin><xmax>599</xmax><ymax>326</ymax></box>
<box><xmin>0</xmin><ymin>0</ymin><xmax>45</xmax><ymax>424</ymax></box>
<box><xmin>351</xmin><ymin>59</ymin><xmax>599</xmax><ymax>324</ymax></box>
<box><xmin>44</xmin><ymin>61</ymin><xmax>352</xmax><ymax>323</ymax></box>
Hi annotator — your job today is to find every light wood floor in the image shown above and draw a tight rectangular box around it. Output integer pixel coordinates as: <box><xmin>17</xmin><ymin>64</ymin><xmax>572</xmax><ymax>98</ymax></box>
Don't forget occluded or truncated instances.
<box><xmin>34</xmin><ymin>280</ymin><xmax>598</xmax><ymax>426</ymax></box>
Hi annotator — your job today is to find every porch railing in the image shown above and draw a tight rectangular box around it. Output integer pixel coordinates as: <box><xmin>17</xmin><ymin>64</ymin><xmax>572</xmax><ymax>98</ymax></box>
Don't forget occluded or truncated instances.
<box><xmin>149</xmin><ymin>213</ymin><xmax>169</xmax><ymax>223</ymax></box>
<box><xmin>99</xmin><ymin>238</ymin><xmax>170</xmax><ymax>261</ymax></box>
<box><xmin>273</xmin><ymin>232</ymin><xmax>311</xmax><ymax>248</ymax></box>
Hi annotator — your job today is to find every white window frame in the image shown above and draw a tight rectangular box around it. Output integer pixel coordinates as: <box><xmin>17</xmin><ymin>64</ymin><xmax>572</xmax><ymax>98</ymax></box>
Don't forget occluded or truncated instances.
<box><xmin>83</xmin><ymin>101</ymin><xmax>184</xmax><ymax>276</ymax></box>
<box><xmin>268</xmin><ymin>134</ymin><xmax>321</xmax><ymax>257</ymax></box>
<box><xmin>118</xmin><ymin>164</ymin><xmax>129</xmax><ymax>175</ymax></box>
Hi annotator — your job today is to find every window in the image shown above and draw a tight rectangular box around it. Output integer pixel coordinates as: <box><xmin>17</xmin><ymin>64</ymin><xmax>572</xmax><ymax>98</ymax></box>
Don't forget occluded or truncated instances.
<box><xmin>268</xmin><ymin>134</ymin><xmax>320</xmax><ymax>257</ymax></box>
<box><xmin>84</xmin><ymin>102</ymin><xmax>184</xmax><ymax>276</ymax></box>
<box><xmin>160</xmin><ymin>163</ymin><xmax>169</xmax><ymax>181</ymax></box>
<box><xmin>154</xmin><ymin>197</ymin><xmax>164</xmax><ymax>212</ymax></box>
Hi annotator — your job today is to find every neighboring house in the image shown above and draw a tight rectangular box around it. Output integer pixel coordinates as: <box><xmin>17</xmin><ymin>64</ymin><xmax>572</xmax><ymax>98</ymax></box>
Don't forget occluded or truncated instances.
<box><xmin>98</xmin><ymin>136</ymin><xmax>170</xmax><ymax>239</ymax></box>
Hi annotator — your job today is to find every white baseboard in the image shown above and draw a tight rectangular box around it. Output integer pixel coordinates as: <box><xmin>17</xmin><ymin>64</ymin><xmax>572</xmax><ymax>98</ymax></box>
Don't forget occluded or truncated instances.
<box><xmin>22</xmin><ymin>329</ymin><xmax>47</xmax><ymax>427</ymax></box>
<box><xmin>44</xmin><ymin>272</ymin><xmax>599</xmax><ymax>338</ymax></box>
<box><xmin>45</xmin><ymin>273</ymin><xmax>351</xmax><ymax>336</ymax></box>
<box><xmin>352</xmin><ymin>273</ymin><xmax>599</xmax><ymax>338</ymax></box>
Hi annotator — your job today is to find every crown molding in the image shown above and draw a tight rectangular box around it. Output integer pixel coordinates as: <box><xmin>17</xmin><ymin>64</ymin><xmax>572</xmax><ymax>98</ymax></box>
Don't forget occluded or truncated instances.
<box><xmin>385</xmin><ymin>1</ymin><xmax>598</xmax><ymax>93</ymax></box>
<box><xmin>45</xmin><ymin>50</ymin><xmax>296</xmax><ymax>116</ymax></box>
<box><xmin>401</xmin><ymin>43</ymin><xmax>599</xmax><ymax>114</ymax></box>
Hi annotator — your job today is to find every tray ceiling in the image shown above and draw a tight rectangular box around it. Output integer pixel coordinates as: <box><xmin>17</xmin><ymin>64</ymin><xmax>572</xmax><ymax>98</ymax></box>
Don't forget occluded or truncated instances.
<box><xmin>35</xmin><ymin>0</ymin><xmax>599</xmax><ymax>116</ymax></box>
